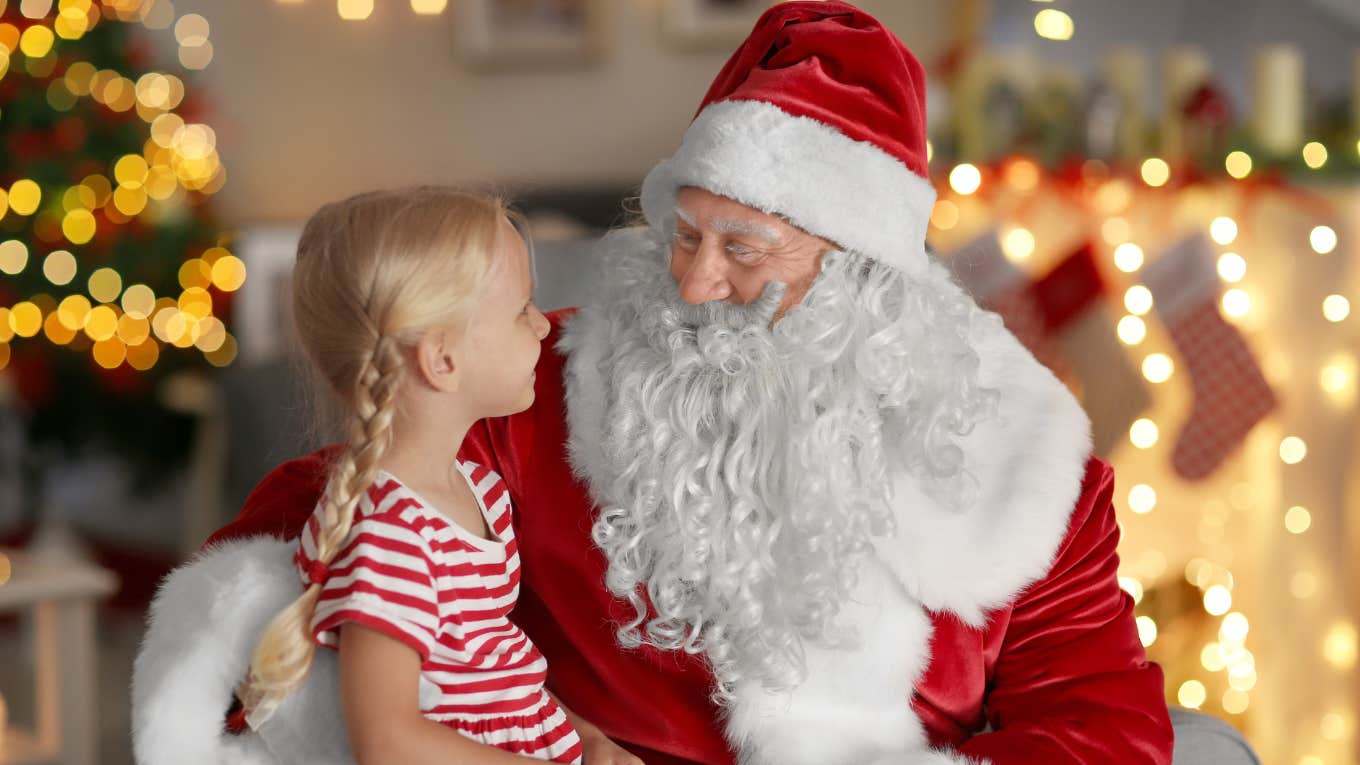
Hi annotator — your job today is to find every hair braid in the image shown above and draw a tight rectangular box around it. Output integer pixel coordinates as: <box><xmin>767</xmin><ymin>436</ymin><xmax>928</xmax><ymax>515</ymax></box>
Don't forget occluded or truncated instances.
<box><xmin>243</xmin><ymin>335</ymin><xmax>404</xmax><ymax>724</ymax></box>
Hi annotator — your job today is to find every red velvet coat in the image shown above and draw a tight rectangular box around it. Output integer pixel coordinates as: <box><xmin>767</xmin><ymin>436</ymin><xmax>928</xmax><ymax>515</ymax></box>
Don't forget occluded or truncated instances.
<box><xmin>208</xmin><ymin>312</ymin><xmax>1173</xmax><ymax>764</ymax></box>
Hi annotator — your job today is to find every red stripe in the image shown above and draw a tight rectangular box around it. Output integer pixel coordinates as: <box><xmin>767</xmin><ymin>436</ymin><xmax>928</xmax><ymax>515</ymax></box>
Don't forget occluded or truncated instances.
<box><xmin>318</xmin><ymin>579</ymin><xmax>438</xmax><ymax>616</ymax></box>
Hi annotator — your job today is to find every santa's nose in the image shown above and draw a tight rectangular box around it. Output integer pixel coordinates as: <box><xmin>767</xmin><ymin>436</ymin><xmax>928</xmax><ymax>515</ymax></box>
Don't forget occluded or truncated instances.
<box><xmin>676</xmin><ymin>246</ymin><xmax>733</xmax><ymax>304</ymax></box>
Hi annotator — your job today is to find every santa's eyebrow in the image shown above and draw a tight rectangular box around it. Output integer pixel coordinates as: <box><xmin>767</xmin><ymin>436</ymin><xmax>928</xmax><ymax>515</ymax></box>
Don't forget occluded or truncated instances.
<box><xmin>672</xmin><ymin>206</ymin><xmax>781</xmax><ymax>243</ymax></box>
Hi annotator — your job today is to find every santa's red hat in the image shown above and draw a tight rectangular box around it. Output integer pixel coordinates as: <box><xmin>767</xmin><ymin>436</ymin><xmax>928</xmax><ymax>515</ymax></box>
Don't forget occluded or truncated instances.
<box><xmin>641</xmin><ymin>1</ymin><xmax>935</xmax><ymax>274</ymax></box>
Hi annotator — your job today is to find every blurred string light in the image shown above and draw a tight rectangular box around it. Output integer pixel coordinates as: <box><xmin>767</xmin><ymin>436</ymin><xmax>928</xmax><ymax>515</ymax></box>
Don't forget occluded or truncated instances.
<box><xmin>1224</xmin><ymin>151</ymin><xmax>1252</xmax><ymax>179</ymax></box>
<box><xmin>1302</xmin><ymin>141</ymin><xmax>1328</xmax><ymax>170</ymax></box>
<box><xmin>0</xmin><ymin>2</ymin><xmax>242</xmax><ymax>373</ymax></box>
<box><xmin>1033</xmin><ymin>8</ymin><xmax>1073</xmax><ymax>40</ymax></box>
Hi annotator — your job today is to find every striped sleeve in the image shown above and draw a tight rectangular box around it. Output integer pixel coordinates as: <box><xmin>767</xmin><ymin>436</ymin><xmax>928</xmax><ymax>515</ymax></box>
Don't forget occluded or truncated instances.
<box><xmin>309</xmin><ymin>510</ymin><xmax>441</xmax><ymax>662</ymax></box>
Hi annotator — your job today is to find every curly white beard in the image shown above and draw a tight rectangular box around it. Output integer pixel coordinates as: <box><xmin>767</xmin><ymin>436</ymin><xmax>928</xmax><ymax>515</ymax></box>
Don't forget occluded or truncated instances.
<box><xmin>585</xmin><ymin>230</ymin><xmax>997</xmax><ymax>703</ymax></box>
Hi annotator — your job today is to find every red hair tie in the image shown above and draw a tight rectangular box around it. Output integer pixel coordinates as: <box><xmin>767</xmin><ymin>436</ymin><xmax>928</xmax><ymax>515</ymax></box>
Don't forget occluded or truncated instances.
<box><xmin>306</xmin><ymin>560</ymin><xmax>329</xmax><ymax>586</ymax></box>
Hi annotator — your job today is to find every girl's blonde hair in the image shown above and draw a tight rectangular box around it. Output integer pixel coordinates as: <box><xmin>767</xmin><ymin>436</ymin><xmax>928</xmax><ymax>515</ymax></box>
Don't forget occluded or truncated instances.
<box><xmin>244</xmin><ymin>186</ymin><xmax>511</xmax><ymax>721</ymax></box>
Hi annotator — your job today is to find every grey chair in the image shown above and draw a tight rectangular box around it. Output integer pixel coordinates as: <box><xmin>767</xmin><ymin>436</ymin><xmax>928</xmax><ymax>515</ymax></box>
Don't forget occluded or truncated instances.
<box><xmin>1171</xmin><ymin>706</ymin><xmax>1260</xmax><ymax>764</ymax></box>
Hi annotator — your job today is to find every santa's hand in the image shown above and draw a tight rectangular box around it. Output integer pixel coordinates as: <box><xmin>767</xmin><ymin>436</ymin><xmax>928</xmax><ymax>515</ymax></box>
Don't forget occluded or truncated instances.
<box><xmin>579</xmin><ymin>727</ymin><xmax>646</xmax><ymax>765</ymax></box>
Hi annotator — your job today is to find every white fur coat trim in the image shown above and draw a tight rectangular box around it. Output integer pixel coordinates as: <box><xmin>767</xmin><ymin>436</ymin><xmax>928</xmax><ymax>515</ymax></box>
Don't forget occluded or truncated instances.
<box><xmin>132</xmin><ymin>537</ymin><xmax>357</xmax><ymax>765</ymax></box>
<box><xmin>639</xmin><ymin>99</ymin><xmax>937</xmax><ymax>276</ymax></box>
<box><xmin>559</xmin><ymin>265</ymin><xmax>1090</xmax><ymax>765</ymax></box>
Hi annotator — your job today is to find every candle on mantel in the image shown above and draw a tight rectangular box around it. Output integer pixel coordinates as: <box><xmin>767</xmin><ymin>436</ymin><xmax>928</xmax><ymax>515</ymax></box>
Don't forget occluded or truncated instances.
<box><xmin>1253</xmin><ymin>45</ymin><xmax>1304</xmax><ymax>158</ymax></box>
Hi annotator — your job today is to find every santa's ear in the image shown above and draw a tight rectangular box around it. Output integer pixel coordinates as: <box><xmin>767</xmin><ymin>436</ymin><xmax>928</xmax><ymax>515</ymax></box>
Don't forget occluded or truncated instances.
<box><xmin>414</xmin><ymin>328</ymin><xmax>459</xmax><ymax>393</ymax></box>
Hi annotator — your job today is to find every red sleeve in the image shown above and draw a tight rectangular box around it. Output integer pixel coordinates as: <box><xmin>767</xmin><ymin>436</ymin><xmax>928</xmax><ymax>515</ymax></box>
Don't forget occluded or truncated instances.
<box><xmin>957</xmin><ymin>458</ymin><xmax>1174</xmax><ymax>764</ymax></box>
<box><xmin>203</xmin><ymin>445</ymin><xmax>341</xmax><ymax>548</ymax></box>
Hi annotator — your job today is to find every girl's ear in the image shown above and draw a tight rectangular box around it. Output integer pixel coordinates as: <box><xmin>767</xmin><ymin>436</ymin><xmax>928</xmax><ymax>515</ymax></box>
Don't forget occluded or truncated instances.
<box><xmin>415</xmin><ymin>328</ymin><xmax>459</xmax><ymax>393</ymax></box>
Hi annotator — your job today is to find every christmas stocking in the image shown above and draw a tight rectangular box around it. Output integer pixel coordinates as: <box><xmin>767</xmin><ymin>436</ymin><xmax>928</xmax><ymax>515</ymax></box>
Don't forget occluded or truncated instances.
<box><xmin>1032</xmin><ymin>243</ymin><xmax>1152</xmax><ymax>458</ymax></box>
<box><xmin>1144</xmin><ymin>234</ymin><xmax>1277</xmax><ymax>480</ymax></box>
<box><xmin>947</xmin><ymin>231</ymin><xmax>1069</xmax><ymax>378</ymax></box>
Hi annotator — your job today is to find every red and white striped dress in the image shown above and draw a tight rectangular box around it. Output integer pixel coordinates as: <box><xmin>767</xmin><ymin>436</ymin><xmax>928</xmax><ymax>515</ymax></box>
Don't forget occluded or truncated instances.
<box><xmin>296</xmin><ymin>461</ymin><xmax>584</xmax><ymax>764</ymax></box>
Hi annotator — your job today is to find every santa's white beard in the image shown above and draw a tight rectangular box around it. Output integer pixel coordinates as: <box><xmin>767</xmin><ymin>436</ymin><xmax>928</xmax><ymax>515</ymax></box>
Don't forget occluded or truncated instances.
<box><xmin>585</xmin><ymin>230</ymin><xmax>997</xmax><ymax>702</ymax></box>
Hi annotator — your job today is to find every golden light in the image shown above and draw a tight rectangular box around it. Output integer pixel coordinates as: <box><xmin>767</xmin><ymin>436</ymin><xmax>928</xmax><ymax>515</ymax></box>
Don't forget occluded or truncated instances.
<box><xmin>87</xmin><ymin>267</ymin><xmax>123</xmax><ymax>303</ymax></box>
<box><xmin>56</xmin><ymin>294</ymin><xmax>91</xmax><ymax>330</ymax></box>
<box><xmin>1285</xmin><ymin>505</ymin><xmax>1312</xmax><ymax>534</ymax></box>
<box><xmin>1279</xmin><ymin>435</ymin><xmax>1308</xmax><ymax>464</ymax></box>
<box><xmin>205</xmin><ymin>332</ymin><xmax>238</xmax><ymax>367</ymax></box>
<box><xmin>62</xmin><ymin>208</ymin><xmax>96</xmax><ymax>244</ymax></box>
<box><xmin>1319</xmin><ymin>353</ymin><xmax>1355</xmax><ymax>399</ymax></box>
<box><xmin>1220</xmin><ymin>612</ymin><xmax>1250</xmax><ymax>643</ymax></box>
<box><xmin>1113</xmin><ymin>242</ymin><xmax>1143</xmax><ymax>273</ymax></box>
<box><xmin>338</xmin><ymin>0</ymin><xmax>374</xmax><ymax>20</ymax></box>
<box><xmin>20</xmin><ymin>0</ymin><xmax>54</xmax><ymax>20</ymax></box>
<box><xmin>81</xmin><ymin>174</ymin><xmax>112</xmax><ymax>206</ymax></box>
<box><xmin>174</xmin><ymin>13</ymin><xmax>210</xmax><ymax>46</ymax></box>
<box><xmin>43</xmin><ymin>312</ymin><xmax>76</xmax><ymax>345</ymax></box>
<box><xmin>0</xmin><ymin>188</ymin><xmax>8</xmax><ymax>220</ymax></box>
<box><xmin>0</xmin><ymin>552</ymin><xmax>9</xmax><ymax>585</ymax></box>
<box><xmin>1291</xmin><ymin>571</ymin><xmax>1318</xmax><ymax>599</ymax></box>
<box><xmin>9</xmin><ymin>301</ymin><xmax>42</xmax><ymax>338</ymax></box>
<box><xmin>0</xmin><ymin>239</ymin><xmax>28</xmax><ymax>275</ymax></box>
<box><xmin>1321</xmin><ymin>711</ymin><xmax>1351</xmax><ymax>741</ymax></box>
<box><xmin>1094</xmin><ymin>180</ymin><xmax>1133</xmax><ymax>215</ymax></box>
<box><xmin>116</xmin><ymin>313</ymin><xmax>150</xmax><ymax>345</ymax></box>
<box><xmin>194</xmin><ymin>316</ymin><xmax>226</xmax><ymax>353</ymax></box>
<box><xmin>174</xmin><ymin>259</ymin><xmax>209</xmax><ymax>291</ymax></box>
<box><xmin>121</xmin><ymin>284</ymin><xmax>155</xmax><ymax>319</ymax></box>
<box><xmin>178</xmin><ymin>41</ymin><xmax>213</xmax><ymax>70</ymax></box>
<box><xmin>1209</xmin><ymin>216</ymin><xmax>1238</xmax><ymax>245</ymax></box>
<box><xmin>1216</xmin><ymin>252</ymin><xmax>1246</xmax><ymax>283</ymax></box>
<box><xmin>410</xmin><ymin>0</ymin><xmax>447</xmax><ymax>13</ymax></box>
<box><xmin>1101</xmin><ymin>217</ymin><xmax>1130</xmax><ymax>245</ymax></box>
<box><xmin>1117</xmin><ymin>315</ymin><xmax>1147</xmax><ymax>345</ymax></box>
<box><xmin>930</xmin><ymin>200</ymin><xmax>959</xmax><ymax>230</ymax></box>
<box><xmin>1142</xmin><ymin>353</ymin><xmax>1174</xmax><ymax>383</ymax></box>
<box><xmin>1310</xmin><ymin>225</ymin><xmax>1338</xmax><ymax>254</ymax></box>
<box><xmin>1221</xmin><ymin>288</ymin><xmax>1251</xmax><ymax>318</ymax></box>
<box><xmin>1204</xmin><ymin>585</ymin><xmax>1232</xmax><ymax>616</ymax></box>
<box><xmin>178</xmin><ymin>286</ymin><xmax>212</xmax><ymax>319</ymax></box>
<box><xmin>18</xmin><ymin>23</ymin><xmax>54</xmax><ymax>58</ymax></box>
<box><xmin>949</xmin><ymin>163</ymin><xmax>982</xmax><ymax>195</ymax></box>
<box><xmin>1222</xmin><ymin>690</ymin><xmax>1249</xmax><ymax>715</ymax></box>
<box><xmin>43</xmin><ymin>250</ymin><xmax>77</xmax><ymax>285</ymax></box>
<box><xmin>92</xmin><ymin>337</ymin><xmax>126</xmax><ymax>369</ymax></box>
<box><xmin>112</xmin><ymin>185</ymin><xmax>147</xmax><ymax>216</ymax></box>
<box><xmin>1135</xmin><ymin>616</ymin><xmax>1157</xmax><ymax>647</ymax></box>
<box><xmin>1002</xmin><ymin>227</ymin><xmax>1035</xmax><ymax>262</ymax></box>
<box><xmin>1302</xmin><ymin>141</ymin><xmax>1328</xmax><ymax>169</ymax></box>
<box><xmin>151</xmin><ymin>112</ymin><xmax>185</xmax><ymax>148</ymax></box>
<box><xmin>1321</xmin><ymin>620</ymin><xmax>1354</xmax><ymax>666</ymax></box>
<box><xmin>1129</xmin><ymin>418</ymin><xmax>1159</xmax><ymax>449</ymax></box>
<box><xmin>1224</xmin><ymin>151</ymin><xmax>1252</xmax><ymax>179</ymax></box>
<box><xmin>62</xmin><ymin>185</ymin><xmax>95</xmax><ymax>212</ymax></box>
<box><xmin>1139</xmin><ymin>158</ymin><xmax>1170</xmax><ymax>187</ymax></box>
<box><xmin>1227</xmin><ymin>664</ymin><xmax>1257</xmax><ymax>692</ymax></box>
<box><xmin>1004</xmin><ymin>158</ymin><xmax>1040</xmax><ymax>191</ymax></box>
<box><xmin>1202</xmin><ymin>642</ymin><xmax>1227</xmax><ymax>672</ymax></box>
<box><xmin>1177</xmin><ymin>680</ymin><xmax>1206</xmax><ymax>710</ymax></box>
<box><xmin>1299</xmin><ymin>756</ymin><xmax>1324</xmax><ymax>765</ymax></box>
<box><xmin>1033</xmin><ymin>8</ymin><xmax>1074</xmax><ymax>40</ymax></box>
<box><xmin>151</xmin><ymin>305</ymin><xmax>178</xmax><ymax>342</ymax></box>
<box><xmin>82</xmin><ymin>305</ymin><xmax>117</xmax><ymax>341</ymax></box>
<box><xmin>1127</xmin><ymin>484</ymin><xmax>1156</xmax><ymax>514</ymax></box>
<box><xmin>126</xmin><ymin>338</ymin><xmax>160</xmax><ymax>370</ymax></box>
<box><xmin>1123</xmin><ymin>285</ymin><xmax>1154</xmax><ymax>316</ymax></box>
<box><xmin>1118</xmin><ymin>577</ymin><xmax>1144</xmax><ymax>604</ymax></box>
<box><xmin>114</xmin><ymin>154</ymin><xmax>149</xmax><ymax>188</ymax></box>
<box><xmin>1322</xmin><ymin>294</ymin><xmax>1350</xmax><ymax>322</ymax></box>
<box><xmin>210</xmin><ymin>254</ymin><xmax>247</xmax><ymax>292</ymax></box>
<box><xmin>9</xmin><ymin>179</ymin><xmax>41</xmax><ymax>215</ymax></box>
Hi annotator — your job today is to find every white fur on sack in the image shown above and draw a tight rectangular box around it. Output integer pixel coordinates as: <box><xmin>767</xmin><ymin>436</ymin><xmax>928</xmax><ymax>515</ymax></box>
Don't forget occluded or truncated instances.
<box><xmin>132</xmin><ymin>536</ymin><xmax>356</xmax><ymax>765</ymax></box>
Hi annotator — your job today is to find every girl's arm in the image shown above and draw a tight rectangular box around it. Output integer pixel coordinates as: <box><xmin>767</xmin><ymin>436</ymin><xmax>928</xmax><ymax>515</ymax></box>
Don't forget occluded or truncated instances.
<box><xmin>339</xmin><ymin>623</ymin><xmax>536</xmax><ymax>765</ymax></box>
<box><xmin>549</xmin><ymin>692</ymin><xmax>644</xmax><ymax>765</ymax></box>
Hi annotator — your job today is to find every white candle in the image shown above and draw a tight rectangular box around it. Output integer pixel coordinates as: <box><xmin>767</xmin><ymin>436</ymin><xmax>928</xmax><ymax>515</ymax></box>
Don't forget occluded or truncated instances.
<box><xmin>1161</xmin><ymin>47</ymin><xmax>1210</xmax><ymax>158</ymax></box>
<box><xmin>1253</xmin><ymin>45</ymin><xmax>1304</xmax><ymax>158</ymax></box>
<box><xmin>1103</xmin><ymin>48</ymin><xmax>1147</xmax><ymax>159</ymax></box>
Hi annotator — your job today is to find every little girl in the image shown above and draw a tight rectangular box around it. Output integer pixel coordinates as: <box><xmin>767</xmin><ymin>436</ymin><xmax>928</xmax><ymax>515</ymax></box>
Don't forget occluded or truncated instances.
<box><xmin>241</xmin><ymin>187</ymin><xmax>637</xmax><ymax>765</ymax></box>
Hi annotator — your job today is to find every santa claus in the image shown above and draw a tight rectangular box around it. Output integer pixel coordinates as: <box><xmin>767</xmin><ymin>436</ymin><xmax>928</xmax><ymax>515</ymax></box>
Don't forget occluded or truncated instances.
<box><xmin>133</xmin><ymin>3</ymin><xmax>1219</xmax><ymax>764</ymax></box>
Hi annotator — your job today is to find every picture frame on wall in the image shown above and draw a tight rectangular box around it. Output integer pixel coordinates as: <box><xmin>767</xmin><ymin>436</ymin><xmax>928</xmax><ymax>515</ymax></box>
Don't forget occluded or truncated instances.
<box><xmin>661</xmin><ymin>0</ymin><xmax>775</xmax><ymax>50</ymax></box>
<box><xmin>456</xmin><ymin>0</ymin><xmax>608</xmax><ymax>69</ymax></box>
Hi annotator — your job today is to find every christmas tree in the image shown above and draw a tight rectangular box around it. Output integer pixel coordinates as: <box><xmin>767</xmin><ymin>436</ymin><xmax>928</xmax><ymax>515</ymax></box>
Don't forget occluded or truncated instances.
<box><xmin>0</xmin><ymin>0</ymin><xmax>240</xmax><ymax>497</ymax></box>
